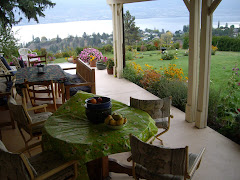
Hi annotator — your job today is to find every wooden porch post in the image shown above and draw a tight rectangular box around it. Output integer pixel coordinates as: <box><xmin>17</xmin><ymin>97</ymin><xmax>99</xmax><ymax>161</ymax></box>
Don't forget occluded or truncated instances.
<box><xmin>107</xmin><ymin>0</ymin><xmax>153</xmax><ymax>78</ymax></box>
<box><xmin>109</xmin><ymin>3</ymin><xmax>118</xmax><ymax>77</ymax></box>
<box><xmin>108</xmin><ymin>2</ymin><xmax>124</xmax><ymax>78</ymax></box>
<box><xmin>196</xmin><ymin>0</ymin><xmax>221</xmax><ymax>128</ymax></box>
<box><xmin>183</xmin><ymin>0</ymin><xmax>201</xmax><ymax>123</ymax></box>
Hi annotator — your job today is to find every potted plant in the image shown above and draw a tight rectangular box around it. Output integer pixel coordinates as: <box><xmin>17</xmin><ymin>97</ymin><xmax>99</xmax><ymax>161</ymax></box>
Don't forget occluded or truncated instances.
<box><xmin>106</xmin><ymin>58</ymin><xmax>114</xmax><ymax>75</ymax></box>
<box><xmin>79</xmin><ymin>48</ymin><xmax>103</xmax><ymax>67</ymax></box>
<box><xmin>96</xmin><ymin>56</ymin><xmax>108</xmax><ymax>70</ymax></box>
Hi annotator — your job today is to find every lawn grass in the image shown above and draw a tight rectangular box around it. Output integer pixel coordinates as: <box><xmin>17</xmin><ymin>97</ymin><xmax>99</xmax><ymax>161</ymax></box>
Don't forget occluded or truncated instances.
<box><xmin>126</xmin><ymin>50</ymin><xmax>240</xmax><ymax>97</ymax></box>
<box><xmin>53</xmin><ymin>50</ymin><xmax>239</xmax><ymax>97</ymax></box>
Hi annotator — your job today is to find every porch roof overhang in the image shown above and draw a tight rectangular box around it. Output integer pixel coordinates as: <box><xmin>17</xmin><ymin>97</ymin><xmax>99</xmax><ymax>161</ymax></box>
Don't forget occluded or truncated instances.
<box><xmin>106</xmin><ymin>0</ymin><xmax>222</xmax><ymax>129</ymax></box>
<box><xmin>107</xmin><ymin>0</ymin><xmax>153</xmax><ymax>4</ymax></box>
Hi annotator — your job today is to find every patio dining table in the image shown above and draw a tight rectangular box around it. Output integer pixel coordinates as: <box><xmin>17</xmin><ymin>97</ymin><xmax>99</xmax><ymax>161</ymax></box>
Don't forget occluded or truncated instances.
<box><xmin>15</xmin><ymin>64</ymin><xmax>67</xmax><ymax>103</ymax></box>
<box><xmin>42</xmin><ymin>91</ymin><xmax>158</xmax><ymax>179</ymax></box>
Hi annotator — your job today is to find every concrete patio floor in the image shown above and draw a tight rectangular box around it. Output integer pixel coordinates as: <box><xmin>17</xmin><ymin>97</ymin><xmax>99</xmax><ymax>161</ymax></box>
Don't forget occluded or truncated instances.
<box><xmin>1</xmin><ymin>62</ymin><xmax>240</xmax><ymax>179</ymax></box>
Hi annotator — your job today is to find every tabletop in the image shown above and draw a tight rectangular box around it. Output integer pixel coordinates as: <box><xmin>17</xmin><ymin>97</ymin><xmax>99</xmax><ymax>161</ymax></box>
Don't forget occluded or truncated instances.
<box><xmin>42</xmin><ymin>91</ymin><xmax>158</xmax><ymax>179</ymax></box>
<box><xmin>15</xmin><ymin>64</ymin><xmax>66</xmax><ymax>85</ymax></box>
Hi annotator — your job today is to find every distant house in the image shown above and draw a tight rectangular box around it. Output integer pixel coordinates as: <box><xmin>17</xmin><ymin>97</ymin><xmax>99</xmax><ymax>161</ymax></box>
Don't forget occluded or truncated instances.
<box><xmin>142</xmin><ymin>37</ymin><xmax>149</xmax><ymax>41</ymax></box>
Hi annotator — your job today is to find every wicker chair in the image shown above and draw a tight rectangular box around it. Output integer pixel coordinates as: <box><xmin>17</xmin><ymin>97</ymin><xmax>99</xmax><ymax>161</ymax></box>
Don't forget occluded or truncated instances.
<box><xmin>130</xmin><ymin>96</ymin><xmax>173</xmax><ymax>144</ymax></box>
<box><xmin>7</xmin><ymin>96</ymin><xmax>52</xmax><ymax>150</ymax></box>
<box><xmin>0</xmin><ymin>140</ymin><xmax>78</xmax><ymax>180</ymax></box>
<box><xmin>130</xmin><ymin>134</ymin><xmax>205</xmax><ymax>180</ymax></box>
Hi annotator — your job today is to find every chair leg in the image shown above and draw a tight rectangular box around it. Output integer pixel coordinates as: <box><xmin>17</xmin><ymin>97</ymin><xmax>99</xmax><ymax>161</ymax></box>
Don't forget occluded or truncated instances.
<box><xmin>18</xmin><ymin>127</ymin><xmax>32</xmax><ymax>156</ymax></box>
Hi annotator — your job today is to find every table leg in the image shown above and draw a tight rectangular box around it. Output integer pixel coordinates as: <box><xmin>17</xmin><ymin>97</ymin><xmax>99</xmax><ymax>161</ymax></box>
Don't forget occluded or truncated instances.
<box><xmin>54</xmin><ymin>83</ymin><xmax>58</xmax><ymax>98</ymax></box>
<box><xmin>86</xmin><ymin>156</ymin><xmax>132</xmax><ymax>180</ymax></box>
<box><xmin>60</xmin><ymin>83</ymin><xmax>65</xmax><ymax>104</ymax></box>
<box><xmin>87</xmin><ymin>156</ymin><xmax>109</xmax><ymax>180</ymax></box>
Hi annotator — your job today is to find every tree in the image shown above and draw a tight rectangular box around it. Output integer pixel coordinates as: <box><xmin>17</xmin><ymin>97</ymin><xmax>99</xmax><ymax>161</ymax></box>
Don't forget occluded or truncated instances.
<box><xmin>41</xmin><ymin>36</ymin><xmax>48</xmax><ymax>42</ymax></box>
<box><xmin>183</xmin><ymin>33</ymin><xmax>189</xmax><ymax>49</ymax></box>
<box><xmin>183</xmin><ymin>25</ymin><xmax>189</xmax><ymax>33</ymax></box>
<box><xmin>124</xmin><ymin>10</ymin><xmax>140</xmax><ymax>45</ymax></box>
<box><xmin>0</xmin><ymin>0</ymin><xmax>55</xmax><ymax>28</ymax></box>
<box><xmin>0</xmin><ymin>25</ymin><xmax>19</xmax><ymax>60</ymax></box>
<box><xmin>161</xmin><ymin>31</ymin><xmax>173</xmax><ymax>47</ymax></box>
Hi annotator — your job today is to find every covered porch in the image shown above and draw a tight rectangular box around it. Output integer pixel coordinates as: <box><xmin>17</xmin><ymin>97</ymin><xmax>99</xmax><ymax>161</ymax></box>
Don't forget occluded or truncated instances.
<box><xmin>1</xmin><ymin>64</ymin><xmax>240</xmax><ymax>179</ymax></box>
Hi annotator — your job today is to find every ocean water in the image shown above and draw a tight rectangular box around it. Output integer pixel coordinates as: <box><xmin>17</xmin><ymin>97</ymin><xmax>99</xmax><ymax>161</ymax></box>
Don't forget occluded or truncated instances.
<box><xmin>12</xmin><ymin>0</ymin><xmax>240</xmax><ymax>43</ymax></box>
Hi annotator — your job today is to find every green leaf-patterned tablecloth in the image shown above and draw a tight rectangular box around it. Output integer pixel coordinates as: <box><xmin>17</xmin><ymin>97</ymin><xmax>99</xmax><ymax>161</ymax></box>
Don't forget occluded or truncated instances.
<box><xmin>43</xmin><ymin>91</ymin><xmax>158</xmax><ymax>179</ymax></box>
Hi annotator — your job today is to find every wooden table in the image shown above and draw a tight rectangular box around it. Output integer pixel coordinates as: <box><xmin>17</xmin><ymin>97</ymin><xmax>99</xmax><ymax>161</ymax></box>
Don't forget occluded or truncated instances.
<box><xmin>15</xmin><ymin>65</ymin><xmax>67</xmax><ymax>104</ymax></box>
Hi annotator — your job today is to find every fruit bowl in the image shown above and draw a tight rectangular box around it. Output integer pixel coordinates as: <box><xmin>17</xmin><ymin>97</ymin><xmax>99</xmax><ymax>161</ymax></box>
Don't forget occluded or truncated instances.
<box><xmin>85</xmin><ymin>96</ymin><xmax>111</xmax><ymax>109</ymax></box>
<box><xmin>104</xmin><ymin>113</ymin><xmax>127</xmax><ymax>130</ymax></box>
<box><xmin>85</xmin><ymin>96</ymin><xmax>112</xmax><ymax>124</ymax></box>
<box><xmin>106</xmin><ymin>121</ymin><xmax>127</xmax><ymax>130</ymax></box>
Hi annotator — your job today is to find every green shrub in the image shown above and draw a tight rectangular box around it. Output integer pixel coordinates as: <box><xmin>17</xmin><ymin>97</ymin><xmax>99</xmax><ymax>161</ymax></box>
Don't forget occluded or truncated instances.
<box><xmin>125</xmin><ymin>45</ymin><xmax>133</xmax><ymax>51</ymax></box>
<box><xmin>123</xmin><ymin>64</ymin><xmax>143</xmax><ymax>86</ymax></box>
<box><xmin>174</xmin><ymin>42</ymin><xmax>180</xmax><ymax>49</ymax></box>
<box><xmin>54</xmin><ymin>52</ymin><xmax>63</xmax><ymax>59</ymax></box>
<box><xmin>183</xmin><ymin>50</ymin><xmax>189</xmax><ymax>56</ymax></box>
<box><xmin>140</xmin><ymin>44</ymin><xmax>147</xmax><ymax>51</ymax></box>
<box><xmin>212</xmin><ymin>36</ymin><xmax>240</xmax><ymax>51</ymax></box>
<box><xmin>123</xmin><ymin>63</ymin><xmax>187</xmax><ymax>111</ymax></box>
<box><xmin>102</xmin><ymin>44</ymin><xmax>113</xmax><ymax>53</ymax></box>
<box><xmin>75</xmin><ymin>47</ymin><xmax>84</xmax><ymax>55</ymax></box>
<box><xmin>125</xmin><ymin>51</ymin><xmax>133</xmax><ymax>61</ymax></box>
<box><xmin>146</xmin><ymin>44</ymin><xmax>157</xmax><ymax>51</ymax></box>
<box><xmin>147</xmin><ymin>77</ymin><xmax>187</xmax><ymax>111</ymax></box>
<box><xmin>62</xmin><ymin>52</ymin><xmax>70</xmax><ymax>57</ymax></box>
<box><xmin>161</xmin><ymin>52</ymin><xmax>174</xmax><ymax>60</ymax></box>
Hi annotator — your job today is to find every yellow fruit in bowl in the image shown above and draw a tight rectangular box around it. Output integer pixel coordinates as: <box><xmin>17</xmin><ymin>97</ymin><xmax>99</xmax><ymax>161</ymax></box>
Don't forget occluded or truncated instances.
<box><xmin>117</xmin><ymin>118</ymin><xmax>124</xmax><ymax>126</ymax></box>
<box><xmin>112</xmin><ymin>113</ymin><xmax>122</xmax><ymax>120</ymax></box>
<box><xmin>104</xmin><ymin>115</ymin><xmax>113</xmax><ymax>125</ymax></box>
<box><xmin>110</xmin><ymin>119</ymin><xmax>117</xmax><ymax>126</ymax></box>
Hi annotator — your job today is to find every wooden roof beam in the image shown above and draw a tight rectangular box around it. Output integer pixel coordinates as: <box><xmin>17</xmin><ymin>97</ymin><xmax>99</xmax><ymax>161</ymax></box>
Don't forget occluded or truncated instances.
<box><xmin>208</xmin><ymin>0</ymin><xmax>222</xmax><ymax>15</ymax></box>
<box><xmin>183</xmin><ymin>0</ymin><xmax>190</xmax><ymax>12</ymax></box>
<box><xmin>107</xmin><ymin>0</ymin><xmax>153</xmax><ymax>5</ymax></box>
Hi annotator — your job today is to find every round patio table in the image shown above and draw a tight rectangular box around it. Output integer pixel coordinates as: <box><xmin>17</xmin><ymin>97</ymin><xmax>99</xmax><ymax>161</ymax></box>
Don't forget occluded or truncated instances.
<box><xmin>43</xmin><ymin>91</ymin><xmax>158</xmax><ymax>179</ymax></box>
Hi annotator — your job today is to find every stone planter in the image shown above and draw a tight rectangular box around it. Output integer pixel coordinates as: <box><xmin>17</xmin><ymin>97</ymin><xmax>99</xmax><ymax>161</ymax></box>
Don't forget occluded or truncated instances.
<box><xmin>96</xmin><ymin>62</ymin><xmax>106</xmax><ymax>70</ymax></box>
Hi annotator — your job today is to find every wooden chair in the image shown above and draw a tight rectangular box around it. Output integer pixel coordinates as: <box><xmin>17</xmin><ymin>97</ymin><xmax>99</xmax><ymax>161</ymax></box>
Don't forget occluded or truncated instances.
<box><xmin>0</xmin><ymin>77</ymin><xmax>15</xmax><ymax>140</ymax></box>
<box><xmin>63</xmin><ymin>59</ymin><xmax>96</xmax><ymax>100</ymax></box>
<box><xmin>0</xmin><ymin>140</ymin><xmax>78</xmax><ymax>180</ymax></box>
<box><xmin>24</xmin><ymin>80</ymin><xmax>57</xmax><ymax>111</ymax></box>
<box><xmin>0</xmin><ymin>56</ymin><xmax>17</xmax><ymax>82</ymax></box>
<box><xmin>7</xmin><ymin>96</ymin><xmax>52</xmax><ymax>151</ymax></box>
<box><xmin>130</xmin><ymin>134</ymin><xmax>205</xmax><ymax>180</ymax></box>
<box><xmin>28</xmin><ymin>54</ymin><xmax>47</xmax><ymax>67</ymax></box>
<box><xmin>130</xmin><ymin>96</ymin><xmax>173</xmax><ymax>144</ymax></box>
<box><xmin>11</xmin><ymin>56</ymin><xmax>22</xmax><ymax>69</ymax></box>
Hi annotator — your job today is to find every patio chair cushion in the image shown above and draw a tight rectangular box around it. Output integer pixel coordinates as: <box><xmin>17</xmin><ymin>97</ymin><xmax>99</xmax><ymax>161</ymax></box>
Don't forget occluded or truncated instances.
<box><xmin>135</xmin><ymin>164</ymin><xmax>184</xmax><ymax>180</ymax></box>
<box><xmin>0</xmin><ymin>140</ymin><xmax>37</xmax><ymax>179</ymax></box>
<box><xmin>64</xmin><ymin>73</ymin><xmax>91</xmax><ymax>96</ymax></box>
<box><xmin>0</xmin><ymin>81</ymin><xmax>13</xmax><ymax>106</ymax></box>
<box><xmin>134</xmin><ymin>150</ymin><xmax>198</xmax><ymax>180</ymax></box>
<box><xmin>155</xmin><ymin>117</ymin><xmax>168</xmax><ymax>129</ymax></box>
<box><xmin>19</xmin><ymin>60</ymin><xmax>25</xmax><ymax>68</ymax></box>
<box><xmin>30</xmin><ymin>112</ymin><xmax>52</xmax><ymax>135</ymax></box>
<box><xmin>29</xmin><ymin>151</ymin><xmax>75</xmax><ymax>179</ymax></box>
<box><xmin>0</xmin><ymin>82</ymin><xmax>7</xmax><ymax>93</ymax></box>
<box><xmin>0</xmin><ymin>57</ymin><xmax>16</xmax><ymax>75</ymax></box>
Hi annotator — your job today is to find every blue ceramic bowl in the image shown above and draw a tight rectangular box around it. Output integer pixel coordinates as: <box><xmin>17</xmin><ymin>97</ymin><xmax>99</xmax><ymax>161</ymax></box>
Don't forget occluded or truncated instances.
<box><xmin>85</xmin><ymin>96</ymin><xmax>111</xmax><ymax>110</ymax></box>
